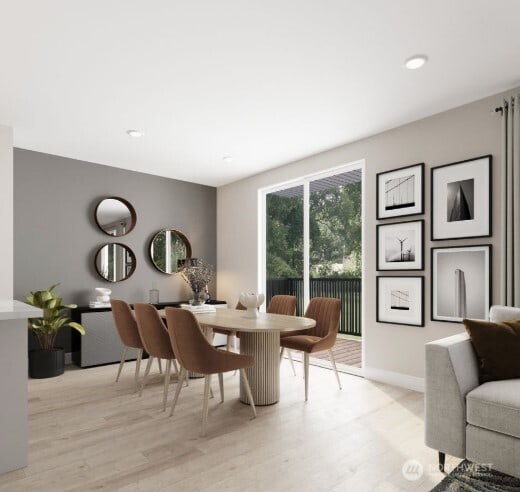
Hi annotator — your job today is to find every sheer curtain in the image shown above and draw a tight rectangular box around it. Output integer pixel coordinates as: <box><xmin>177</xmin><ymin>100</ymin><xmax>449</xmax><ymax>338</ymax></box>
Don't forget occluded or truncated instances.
<box><xmin>501</xmin><ymin>94</ymin><xmax>520</xmax><ymax>306</ymax></box>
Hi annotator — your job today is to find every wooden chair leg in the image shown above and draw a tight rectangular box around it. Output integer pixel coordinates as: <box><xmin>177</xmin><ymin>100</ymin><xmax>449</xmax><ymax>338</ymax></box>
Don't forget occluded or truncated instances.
<box><xmin>172</xmin><ymin>359</ymin><xmax>179</xmax><ymax>377</ymax></box>
<box><xmin>115</xmin><ymin>346</ymin><xmax>128</xmax><ymax>382</ymax></box>
<box><xmin>218</xmin><ymin>373</ymin><xmax>224</xmax><ymax>402</ymax></box>
<box><xmin>225</xmin><ymin>336</ymin><xmax>231</xmax><ymax>351</ymax></box>
<box><xmin>139</xmin><ymin>357</ymin><xmax>154</xmax><ymax>397</ymax></box>
<box><xmin>279</xmin><ymin>347</ymin><xmax>285</xmax><ymax>360</ymax></box>
<box><xmin>287</xmin><ymin>350</ymin><xmax>297</xmax><ymax>376</ymax></box>
<box><xmin>240</xmin><ymin>369</ymin><xmax>257</xmax><ymax>418</ymax></box>
<box><xmin>134</xmin><ymin>348</ymin><xmax>143</xmax><ymax>392</ymax></box>
<box><xmin>201</xmin><ymin>374</ymin><xmax>212</xmax><ymax>436</ymax></box>
<box><xmin>162</xmin><ymin>359</ymin><xmax>172</xmax><ymax>412</ymax></box>
<box><xmin>169</xmin><ymin>367</ymin><xmax>185</xmax><ymax>417</ymax></box>
<box><xmin>157</xmin><ymin>358</ymin><xmax>163</xmax><ymax>374</ymax></box>
<box><xmin>304</xmin><ymin>352</ymin><xmax>309</xmax><ymax>401</ymax></box>
<box><xmin>328</xmin><ymin>349</ymin><xmax>342</xmax><ymax>390</ymax></box>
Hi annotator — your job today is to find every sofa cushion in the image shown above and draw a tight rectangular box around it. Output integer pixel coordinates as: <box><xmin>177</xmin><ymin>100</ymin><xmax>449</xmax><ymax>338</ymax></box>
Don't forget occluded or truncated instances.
<box><xmin>467</xmin><ymin>379</ymin><xmax>520</xmax><ymax>439</ymax></box>
<box><xmin>463</xmin><ymin>318</ymin><xmax>520</xmax><ymax>383</ymax></box>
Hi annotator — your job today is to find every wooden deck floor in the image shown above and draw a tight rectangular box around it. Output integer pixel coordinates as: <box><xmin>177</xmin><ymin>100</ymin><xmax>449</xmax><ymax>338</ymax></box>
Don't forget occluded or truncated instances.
<box><xmin>311</xmin><ymin>337</ymin><xmax>362</xmax><ymax>368</ymax></box>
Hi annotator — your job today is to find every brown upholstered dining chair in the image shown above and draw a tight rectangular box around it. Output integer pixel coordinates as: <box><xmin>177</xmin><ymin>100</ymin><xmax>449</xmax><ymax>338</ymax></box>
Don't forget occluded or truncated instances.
<box><xmin>268</xmin><ymin>295</ymin><xmax>298</xmax><ymax>375</ymax></box>
<box><xmin>165</xmin><ymin>307</ymin><xmax>257</xmax><ymax>436</ymax></box>
<box><xmin>110</xmin><ymin>299</ymin><xmax>145</xmax><ymax>390</ymax></box>
<box><xmin>280</xmin><ymin>297</ymin><xmax>342</xmax><ymax>401</ymax></box>
<box><xmin>212</xmin><ymin>301</ymin><xmax>246</xmax><ymax>350</ymax></box>
<box><xmin>133</xmin><ymin>303</ymin><xmax>180</xmax><ymax>411</ymax></box>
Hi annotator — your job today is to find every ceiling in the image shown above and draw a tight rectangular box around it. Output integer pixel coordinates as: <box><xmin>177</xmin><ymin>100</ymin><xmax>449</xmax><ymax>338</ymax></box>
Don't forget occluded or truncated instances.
<box><xmin>1</xmin><ymin>1</ymin><xmax>520</xmax><ymax>187</ymax></box>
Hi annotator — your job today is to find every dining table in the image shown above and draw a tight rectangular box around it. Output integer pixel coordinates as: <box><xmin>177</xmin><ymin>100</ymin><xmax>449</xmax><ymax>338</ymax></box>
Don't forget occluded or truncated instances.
<box><xmin>159</xmin><ymin>308</ymin><xmax>315</xmax><ymax>405</ymax></box>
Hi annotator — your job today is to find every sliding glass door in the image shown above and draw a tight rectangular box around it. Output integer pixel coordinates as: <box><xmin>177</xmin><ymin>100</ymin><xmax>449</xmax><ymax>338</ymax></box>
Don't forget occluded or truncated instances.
<box><xmin>262</xmin><ymin>163</ymin><xmax>363</xmax><ymax>367</ymax></box>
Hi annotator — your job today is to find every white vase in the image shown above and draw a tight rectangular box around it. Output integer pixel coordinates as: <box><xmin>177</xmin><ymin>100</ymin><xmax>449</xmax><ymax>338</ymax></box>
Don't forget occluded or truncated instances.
<box><xmin>239</xmin><ymin>292</ymin><xmax>265</xmax><ymax>318</ymax></box>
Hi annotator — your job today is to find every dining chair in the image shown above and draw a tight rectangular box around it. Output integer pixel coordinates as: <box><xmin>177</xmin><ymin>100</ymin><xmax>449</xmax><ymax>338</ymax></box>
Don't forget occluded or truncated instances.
<box><xmin>279</xmin><ymin>297</ymin><xmax>342</xmax><ymax>401</ymax></box>
<box><xmin>110</xmin><ymin>299</ymin><xmax>145</xmax><ymax>391</ymax></box>
<box><xmin>266</xmin><ymin>295</ymin><xmax>299</xmax><ymax>375</ymax></box>
<box><xmin>212</xmin><ymin>301</ymin><xmax>246</xmax><ymax>350</ymax></box>
<box><xmin>133</xmin><ymin>303</ymin><xmax>181</xmax><ymax>411</ymax></box>
<box><xmin>165</xmin><ymin>307</ymin><xmax>257</xmax><ymax>436</ymax></box>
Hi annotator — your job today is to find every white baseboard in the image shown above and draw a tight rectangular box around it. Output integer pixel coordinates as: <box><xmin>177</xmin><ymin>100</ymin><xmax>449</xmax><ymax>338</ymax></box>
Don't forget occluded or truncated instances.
<box><xmin>364</xmin><ymin>366</ymin><xmax>424</xmax><ymax>393</ymax></box>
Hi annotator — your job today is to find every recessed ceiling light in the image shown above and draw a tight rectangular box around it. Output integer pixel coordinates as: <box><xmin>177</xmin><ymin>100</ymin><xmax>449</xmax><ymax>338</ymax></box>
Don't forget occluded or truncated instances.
<box><xmin>126</xmin><ymin>129</ymin><xmax>143</xmax><ymax>138</ymax></box>
<box><xmin>222</xmin><ymin>155</ymin><xmax>233</xmax><ymax>163</ymax></box>
<box><xmin>404</xmin><ymin>55</ymin><xmax>428</xmax><ymax>70</ymax></box>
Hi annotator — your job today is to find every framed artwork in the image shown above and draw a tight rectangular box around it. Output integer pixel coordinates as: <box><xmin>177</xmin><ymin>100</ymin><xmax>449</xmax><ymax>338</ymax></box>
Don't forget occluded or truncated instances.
<box><xmin>431</xmin><ymin>244</ymin><xmax>491</xmax><ymax>323</ymax></box>
<box><xmin>377</xmin><ymin>219</ymin><xmax>424</xmax><ymax>271</ymax></box>
<box><xmin>377</xmin><ymin>276</ymin><xmax>424</xmax><ymax>327</ymax></box>
<box><xmin>376</xmin><ymin>163</ymin><xmax>424</xmax><ymax>219</ymax></box>
<box><xmin>431</xmin><ymin>155</ymin><xmax>492</xmax><ymax>240</ymax></box>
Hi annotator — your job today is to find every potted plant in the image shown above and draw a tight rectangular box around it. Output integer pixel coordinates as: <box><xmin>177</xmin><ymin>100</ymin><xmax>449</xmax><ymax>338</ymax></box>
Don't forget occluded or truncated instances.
<box><xmin>25</xmin><ymin>284</ymin><xmax>86</xmax><ymax>378</ymax></box>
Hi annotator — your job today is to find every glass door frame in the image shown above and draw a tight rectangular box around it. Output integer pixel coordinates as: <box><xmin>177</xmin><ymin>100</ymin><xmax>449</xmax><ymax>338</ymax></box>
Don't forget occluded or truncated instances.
<box><xmin>258</xmin><ymin>159</ymin><xmax>365</xmax><ymax>315</ymax></box>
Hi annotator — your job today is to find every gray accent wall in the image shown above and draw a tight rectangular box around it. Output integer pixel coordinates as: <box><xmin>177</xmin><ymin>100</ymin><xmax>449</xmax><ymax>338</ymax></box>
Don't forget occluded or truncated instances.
<box><xmin>14</xmin><ymin>149</ymin><xmax>216</xmax><ymax>350</ymax></box>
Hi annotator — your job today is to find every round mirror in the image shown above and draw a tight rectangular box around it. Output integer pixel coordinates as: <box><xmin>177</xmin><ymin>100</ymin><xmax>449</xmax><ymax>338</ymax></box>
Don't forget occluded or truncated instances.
<box><xmin>149</xmin><ymin>229</ymin><xmax>191</xmax><ymax>274</ymax></box>
<box><xmin>95</xmin><ymin>197</ymin><xmax>136</xmax><ymax>237</ymax></box>
<box><xmin>95</xmin><ymin>243</ymin><xmax>136</xmax><ymax>282</ymax></box>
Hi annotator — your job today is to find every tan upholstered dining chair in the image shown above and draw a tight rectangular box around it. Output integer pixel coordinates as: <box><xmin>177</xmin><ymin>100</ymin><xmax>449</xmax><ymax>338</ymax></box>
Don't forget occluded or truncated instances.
<box><xmin>134</xmin><ymin>303</ymin><xmax>181</xmax><ymax>411</ymax></box>
<box><xmin>266</xmin><ymin>295</ymin><xmax>299</xmax><ymax>375</ymax></box>
<box><xmin>110</xmin><ymin>299</ymin><xmax>145</xmax><ymax>391</ymax></box>
<box><xmin>165</xmin><ymin>307</ymin><xmax>257</xmax><ymax>436</ymax></box>
<box><xmin>212</xmin><ymin>301</ymin><xmax>246</xmax><ymax>350</ymax></box>
<box><xmin>280</xmin><ymin>297</ymin><xmax>342</xmax><ymax>401</ymax></box>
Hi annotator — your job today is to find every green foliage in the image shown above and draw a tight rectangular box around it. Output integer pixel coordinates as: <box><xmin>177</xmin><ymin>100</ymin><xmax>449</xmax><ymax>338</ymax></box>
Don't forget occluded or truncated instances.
<box><xmin>25</xmin><ymin>284</ymin><xmax>86</xmax><ymax>351</ymax></box>
<box><xmin>267</xmin><ymin>181</ymin><xmax>361</xmax><ymax>279</ymax></box>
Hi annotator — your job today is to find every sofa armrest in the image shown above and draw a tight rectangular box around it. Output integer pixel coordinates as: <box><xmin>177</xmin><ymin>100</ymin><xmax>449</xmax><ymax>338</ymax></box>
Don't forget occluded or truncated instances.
<box><xmin>425</xmin><ymin>333</ymin><xmax>480</xmax><ymax>458</ymax></box>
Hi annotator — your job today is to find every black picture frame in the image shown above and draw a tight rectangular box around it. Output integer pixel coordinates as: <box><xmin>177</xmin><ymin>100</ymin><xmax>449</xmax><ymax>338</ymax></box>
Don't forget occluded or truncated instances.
<box><xmin>376</xmin><ymin>163</ymin><xmax>425</xmax><ymax>220</ymax></box>
<box><xmin>431</xmin><ymin>155</ymin><xmax>492</xmax><ymax>241</ymax></box>
<box><xmin>376</xmin><ymin>219</ymin><xmax>424</xmax><ymax>271</ymax></box>
<box><xmin>430</xmin><ymin>244</ymin><xmax>493</xmax><ymax>323</ymax></box>
<box><xmin>376</xmin><ymin>276</ymin><xmax>425</xmax><ymax>327</ymax></box>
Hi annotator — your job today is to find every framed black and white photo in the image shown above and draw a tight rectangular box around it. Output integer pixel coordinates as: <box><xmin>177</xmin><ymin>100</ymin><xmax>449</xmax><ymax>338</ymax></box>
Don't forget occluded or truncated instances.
<box><xmin>377</xmin><ymin>163</ymin><xmax>424</xmax><ymax>219</ymax></box>
<box><xmin>377</xmin><ymin>276</ymin><xmax>424</xmax><ymax>327</ymax></box>
<box><xmin>431</xmin><ymin>245</ymin><xmax>491</xmax><ymax>323</ymax></box>
<box><xmin>431</xmin><ymin>155</ymin><xmax>492</xmax><ymax>240</ymax></box>
<box><xmin>377</xmin><ymin>220</ymin><xmax>424</xmax><ymax>271</ymax></box>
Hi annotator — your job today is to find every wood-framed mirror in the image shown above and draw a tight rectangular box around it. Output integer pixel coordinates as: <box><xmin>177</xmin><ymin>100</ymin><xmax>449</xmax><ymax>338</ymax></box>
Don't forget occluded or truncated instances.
<box><xmin>95</xmin><ymin>243</ymin><xmax>136</xmax><ymax>282</ymax></box>
<box><xmin>95</xmin><ymin>197</ymin><xmax>136</xmax><ymax>237</ymax></box>
<box><xmin>149</xmin><ymin>229</ymin><xmax>191</xmax><ymax>274</ymax></box>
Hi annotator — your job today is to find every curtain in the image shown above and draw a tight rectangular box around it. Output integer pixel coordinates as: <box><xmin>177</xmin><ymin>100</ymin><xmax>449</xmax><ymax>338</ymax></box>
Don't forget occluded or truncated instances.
<box><xmin>501</xmin><ymin>94</ymin><xmax>520</xmax><ymax>306</ymax></box>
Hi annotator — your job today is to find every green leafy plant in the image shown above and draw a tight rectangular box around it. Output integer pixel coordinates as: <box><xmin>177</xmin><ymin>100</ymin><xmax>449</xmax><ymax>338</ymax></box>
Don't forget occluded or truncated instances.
<box><xmin>25</xmin><ymin>284</ymin><xmax>86</xmax><ymax>350</ymax></box>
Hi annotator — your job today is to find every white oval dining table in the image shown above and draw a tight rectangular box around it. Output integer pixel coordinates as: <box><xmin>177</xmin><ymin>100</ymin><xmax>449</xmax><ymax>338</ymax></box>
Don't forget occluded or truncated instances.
<box><xmin>159</xmin><ymin>308</ymin><xmax>315</xmax><ymax>405</ymax></box>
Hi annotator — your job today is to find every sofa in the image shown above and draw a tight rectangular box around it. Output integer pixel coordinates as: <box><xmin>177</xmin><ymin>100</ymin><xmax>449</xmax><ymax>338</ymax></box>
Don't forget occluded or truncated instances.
<box><xmin>425</xmin><ymin>305</ymin><xmax>520</xmax><ymax>479</ymax></box>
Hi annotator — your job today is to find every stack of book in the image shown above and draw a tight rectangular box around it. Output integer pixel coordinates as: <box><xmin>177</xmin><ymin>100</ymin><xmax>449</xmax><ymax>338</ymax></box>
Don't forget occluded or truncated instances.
<box><xmin>89</xmin><ymin>301</ymin><xmax>111</xmax><ymax>308</ymax></box>
<box><xmin>180</xmin><ymin>304</ymin><xmax>216</xmax><ymax>314</ymax></box>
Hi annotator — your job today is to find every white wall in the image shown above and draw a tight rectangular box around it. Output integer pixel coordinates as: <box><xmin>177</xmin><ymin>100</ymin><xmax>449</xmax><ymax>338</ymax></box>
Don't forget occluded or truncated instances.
<box><xmin>0</xmin><ymin>124</ymin><xmax>13</xmax><ymax>299</ymax></box>
<box><xmin>217</xmin><ymin>88</ymin><xmax>513</xmax><ymax>386</ymax></box>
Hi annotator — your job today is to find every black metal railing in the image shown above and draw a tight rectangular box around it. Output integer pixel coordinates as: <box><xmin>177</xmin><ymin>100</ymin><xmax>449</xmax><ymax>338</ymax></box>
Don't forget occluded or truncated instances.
<box><xmin>266</xmin><ymin>277</ymin><xmax>362</xmax><ymax>336</ymax></box>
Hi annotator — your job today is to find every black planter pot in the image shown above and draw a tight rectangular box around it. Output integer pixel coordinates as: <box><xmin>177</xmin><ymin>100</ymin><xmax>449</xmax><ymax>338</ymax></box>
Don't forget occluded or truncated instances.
<box><xmin>29</xmin><ymin>348</ymin><xmax>65</xmax><ymax>378</ymax></box>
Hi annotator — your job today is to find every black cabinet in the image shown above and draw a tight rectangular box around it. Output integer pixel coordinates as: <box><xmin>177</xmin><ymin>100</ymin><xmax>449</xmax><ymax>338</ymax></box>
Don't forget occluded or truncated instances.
<box><xmin>71</xmin><ymin>301</ymin><xmax>226</xmax><ymax>368</ymax></box>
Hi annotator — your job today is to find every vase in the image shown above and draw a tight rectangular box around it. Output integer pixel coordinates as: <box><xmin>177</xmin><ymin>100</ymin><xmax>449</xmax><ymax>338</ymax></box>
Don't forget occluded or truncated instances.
<box><xmin>191</xmin><ymin>290</ymin><xmax>206</xmax><ymax>306</ymax></box>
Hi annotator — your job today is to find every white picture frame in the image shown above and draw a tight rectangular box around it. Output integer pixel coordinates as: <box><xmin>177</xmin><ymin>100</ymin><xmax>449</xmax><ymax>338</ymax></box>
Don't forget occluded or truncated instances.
<box><xmin>431</xmin><ymin>155</ymin><xmax>492</xmax><ymax>240</ymax></box>
<box><xmin>431</xmin><ymin>244</ymin><xmax>491</xmax><ymax>323</ymax></box>
<box><xmin>377</xmin><ymin>276</ymin><xmax>424</xmax><ymax>327</ymax></box>
<box><xmin>377</xmin><ymin>163</ymin><xmax>424</xmax><ymax>219</ymax></box>
<box><xmin>377</xmin><ymin>220</ymin><xmax>424</xmax><ymax>271</ymax></box>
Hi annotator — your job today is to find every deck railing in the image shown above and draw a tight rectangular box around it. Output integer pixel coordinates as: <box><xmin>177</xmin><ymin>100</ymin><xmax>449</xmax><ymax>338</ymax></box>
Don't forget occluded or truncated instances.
<box><xmin>266</xmin><ymin>277</ymin><xmax>362</xmax><ymax>336</ymax></box>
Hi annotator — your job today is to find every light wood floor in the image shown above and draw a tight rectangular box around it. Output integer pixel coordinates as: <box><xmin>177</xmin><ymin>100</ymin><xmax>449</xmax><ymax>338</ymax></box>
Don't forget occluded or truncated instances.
<box><xmin>0</xmin><ymin>361</ymin><xmax>457</xmax><ymax>492</ymax></box>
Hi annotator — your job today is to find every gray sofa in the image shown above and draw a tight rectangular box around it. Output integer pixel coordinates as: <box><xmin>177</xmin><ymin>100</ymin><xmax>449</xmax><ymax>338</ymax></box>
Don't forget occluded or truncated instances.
<box><xmin>425</xmin><ymin>305</ymin><xmax>520</xmax><ymax>479</ymax></box>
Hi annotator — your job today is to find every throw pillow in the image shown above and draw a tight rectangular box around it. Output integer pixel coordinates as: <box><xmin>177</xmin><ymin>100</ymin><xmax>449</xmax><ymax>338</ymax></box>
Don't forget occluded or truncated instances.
<box><xmin>463</xmin><ymin>318</ymin><xmax>520</xmax><ymax>383</ymax></box>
